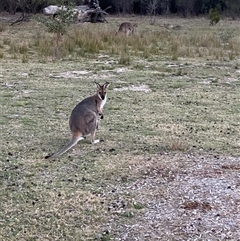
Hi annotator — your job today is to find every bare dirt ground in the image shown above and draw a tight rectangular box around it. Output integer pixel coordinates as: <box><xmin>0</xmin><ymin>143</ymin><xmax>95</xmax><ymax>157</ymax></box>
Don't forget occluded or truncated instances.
<box><xmin>104</xmin><ymin>154</ymin><xmax>240</xmax><ymax>240</ymax></box>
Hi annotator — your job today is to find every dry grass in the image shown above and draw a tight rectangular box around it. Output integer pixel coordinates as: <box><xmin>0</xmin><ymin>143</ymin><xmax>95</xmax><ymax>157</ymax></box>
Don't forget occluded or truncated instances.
<box><xmin>0</xmin><ymin>13</ymin><xmax>240</xmax><ymax>240</ymax></box>
<box><xmin>1</xmin><ymin>15</ymin><xmax>239</xmax><ymax>62</ymax></box>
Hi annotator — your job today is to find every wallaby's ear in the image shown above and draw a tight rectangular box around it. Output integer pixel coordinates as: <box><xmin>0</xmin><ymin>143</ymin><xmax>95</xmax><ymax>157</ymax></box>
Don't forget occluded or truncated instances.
<box><xmin>94</xmin><ymin>81</ymin><xmax>101</xmax><ymax>88</ymax></box>
<box><xmin>104</xmin><ymin>82</ymin><xmax>110</xmax><ymax>89</ymax></box>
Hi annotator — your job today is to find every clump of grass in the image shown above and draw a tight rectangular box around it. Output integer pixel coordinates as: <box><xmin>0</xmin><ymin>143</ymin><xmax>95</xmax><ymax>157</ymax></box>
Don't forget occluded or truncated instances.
<box><xmin>171</xmin><ymin>53</ymin><xmax>178</xmax><ymax>61</ymax></box>
<box><xmin>63</xmin><ymin>26</ymin><xmax>171</xmax><ymax>60</ymax></box>
<box><xmin>9</xmin><ymin>41</ymin><xmax>29</xmax><ymax>54</ymax></box>
<box><xmin>227</xmin><ymin>39</ymin><xmax>240</xmax><ymax>57</ymax></box>
<box><xmin>219</xmin><ymin>30</ymin><xmax>234</xmax><ymax>43</ymax></box>
<box><xmin>22</xmin><ymin>53</ymin><xmax>28</xmax><ymax>63</ymax></box>
<box><xmin>12</xmin><ymin>53</ymin><xmax>18</xmax><ymax>59</ymax></box>
<box><xmin>170</xmin><ymin>40</ymin><xmax>179</xmax><ymax>55</ymax></box>
<box><xmin>69</xmin><ymin>27</ymin><xmax>110</xmax><ymax>55</ymax></box>
<box><xmin>133</xmin><ymin>202</ymin><xmax>145</xmax><ymax>210</ymax></box>
<box><xmin>199</xmin><ymin>33</ymin><xmax>221</xmax><ymax>48</ymax></box>
<box><xmin>0</xmin><ymin>25</ymin><xmax>6</xmax><ymax>32</ymax></box>
<box><xmin>168</xmin><ymin>32</ymin><xmax>234</xmax><ymax>60</ymax></box>
<box><xmin>100</xmin><ymin>232</ymin><xmax>111</xmax><ymax>241</ymax></box>
<box><xmin>141</xmin><ymin>49</ymin><xmax>150</xmax><ymax>58</ymax></box>
<box><xmin>166</xmin><ymin>138</ymin><xmax>188</xmax><ymax>151</ymax></box>
<box><xmin>228</xmin><ymin>52</ymin><xmax>235</xmax><ymax>60</ymax></box>
<box><xmin>118</xmin><ymin>52</ymin><xmax>131</xmax><ymax>65</ymax></box>
<box><xmin>19</xmin><ymin>42</ymin><xmax>29</xmax><ymax>54</ymax></box>
<box><xmin>34</xmin><ymin>33</ymin><xmax>55</xmax><ymax>57</ymax></box>
<box><xmin>3</xmin><ymin>37</ymin><xmax>11</xmax><ymax>45</ymax></box>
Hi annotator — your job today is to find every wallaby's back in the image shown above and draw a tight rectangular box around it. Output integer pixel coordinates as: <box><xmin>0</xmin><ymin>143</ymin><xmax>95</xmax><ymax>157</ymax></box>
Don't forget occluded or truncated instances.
<box><xmin>117</xmin><ymin>22</ymin><xmax>134</xmax><ymax>36</ymax></box>
<box><xmin>69</xmin><ymin>95</ymin><xmax>100</xmax><ymax>135</ymax></box>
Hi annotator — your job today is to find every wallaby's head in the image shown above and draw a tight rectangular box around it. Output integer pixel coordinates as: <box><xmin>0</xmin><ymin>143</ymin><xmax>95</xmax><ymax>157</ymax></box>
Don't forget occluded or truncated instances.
<box><xmin>95</xmin><ymin>82</ymin><xmax>110</xmax><ymax>100</ymax></box>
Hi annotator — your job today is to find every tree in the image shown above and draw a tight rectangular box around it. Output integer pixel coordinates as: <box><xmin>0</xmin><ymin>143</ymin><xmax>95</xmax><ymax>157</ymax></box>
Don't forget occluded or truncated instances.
<box><xmin>224</xmin><ymin>0</ymin><xmax>240</xmax><ymax>19</ymax></box>
<box><xmin>111</xmin><ymin>0</ymin><xmax>135</xmax><ymax>14</ymax></box>
<box><xmin>146</xmin><ymin>0</ymin><xmax>158</xmax><ymax>15</ymax></box>
<box><xmin>5</xmin><ymin>0</ymin><xmax>18</xmax><ymax>14</ymax></box>
<box><xmin>37</xmin><ymin>5</ymin><xmax>77</xmax><ymax>59</ymax></box>
<box><xmin>145</xmin><ymin>0</ymin><xmax>158</xmax><ymax>24</ymax></box>
<box><xmin>0</xmin><ymin>0</ymin><xmax>239</xmax><ymax>17</ymax></box>
<box><xmin>176</xmin><ymin>0</ymin><xmax>194</xmax><ymax>16</ymax></box>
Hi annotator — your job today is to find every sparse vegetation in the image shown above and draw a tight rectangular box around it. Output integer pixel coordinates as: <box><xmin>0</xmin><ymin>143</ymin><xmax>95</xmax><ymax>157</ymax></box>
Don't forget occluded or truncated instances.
<box><xmin>0</xmin><ymin>15</ymin><xmax>240</xmax><ymax>241</ymax></box>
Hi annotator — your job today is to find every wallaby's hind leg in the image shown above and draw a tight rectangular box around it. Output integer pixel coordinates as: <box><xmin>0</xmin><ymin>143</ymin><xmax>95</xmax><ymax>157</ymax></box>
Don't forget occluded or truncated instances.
<box><xmin>90</xmin><ymin>129</ymin><xmax>99</xmax><ymax>144</ymax></box>
<box><xmin>45</xmin><ymin>132</ymin><xmax>84</xmax><ymax>159</ymax></box>
<box><xmin>89</xmin><ymin>119</ymin><xmax>100</xmax><ymax>144</ymax></box>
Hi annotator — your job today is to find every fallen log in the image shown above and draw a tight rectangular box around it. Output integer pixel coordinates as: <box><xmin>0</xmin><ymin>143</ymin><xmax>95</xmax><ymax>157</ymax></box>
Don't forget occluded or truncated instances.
<box><xmin>43</xmin><ymin>3</ymin><xmax>109</xmax><ymax>23</ymax></box>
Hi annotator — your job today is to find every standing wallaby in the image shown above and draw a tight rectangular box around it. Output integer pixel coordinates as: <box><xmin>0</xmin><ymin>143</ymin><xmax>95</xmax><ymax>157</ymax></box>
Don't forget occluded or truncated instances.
<box><xmin>45</xmin><ymin>82</ymin><xmax>110</xmax><ymax>159</ymax></box>
<box><xmin>117</xmin><ymin>22</ymin><xmax>134</xmax><ymax>36</ymax></box>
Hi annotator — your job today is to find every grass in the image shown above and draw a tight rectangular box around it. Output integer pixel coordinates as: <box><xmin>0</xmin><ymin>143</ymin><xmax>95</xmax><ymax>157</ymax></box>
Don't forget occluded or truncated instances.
<box><xmin>1</xmin><ymin>16</ymin><xmax>239</xmax><ymax>62</ymax></box>
<box><xmin>0</xmin><ymin>14</ymin><xmax>240</xmax><ymax>240</ymax></box>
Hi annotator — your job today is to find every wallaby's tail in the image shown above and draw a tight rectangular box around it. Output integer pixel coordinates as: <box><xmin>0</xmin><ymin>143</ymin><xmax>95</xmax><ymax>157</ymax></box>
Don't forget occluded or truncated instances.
<box><xmin>45</xmin><ymin>137</ymin><xmax>81</xmax><ymax>159</ymax></box>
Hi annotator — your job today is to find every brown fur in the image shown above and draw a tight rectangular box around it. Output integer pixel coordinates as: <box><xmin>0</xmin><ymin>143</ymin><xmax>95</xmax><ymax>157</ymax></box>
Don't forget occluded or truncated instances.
<box><xmin>117</xmin><ymin>22</ymin><xmax>134</xmax><ymax>36</ymax></box>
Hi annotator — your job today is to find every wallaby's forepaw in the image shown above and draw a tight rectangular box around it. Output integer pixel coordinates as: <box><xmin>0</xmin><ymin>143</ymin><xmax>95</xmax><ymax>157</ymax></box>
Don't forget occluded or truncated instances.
<box><xmin>99</xmin><ymin>113</ymin><xmax>104</xmax><ymax>119</ymax></box>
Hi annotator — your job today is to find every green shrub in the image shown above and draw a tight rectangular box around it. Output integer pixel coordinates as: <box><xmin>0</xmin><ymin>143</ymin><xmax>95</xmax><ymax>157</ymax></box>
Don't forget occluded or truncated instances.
<box><xmin>209</xmin><ymin>8</ymin><xmax>221</xmax><ymax>25</ymax></box>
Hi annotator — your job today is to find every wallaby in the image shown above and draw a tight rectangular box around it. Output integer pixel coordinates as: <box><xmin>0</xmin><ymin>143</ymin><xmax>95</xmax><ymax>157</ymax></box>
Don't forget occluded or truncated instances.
<box><xmin>45</xmin><ymin>81</ymin><xmax>110</xmax><ymax>159</ymax></box>
<box><xmin>117</xmin><ymin>22</ymin><xmax>134</xmax><ymax>36</ymax></box>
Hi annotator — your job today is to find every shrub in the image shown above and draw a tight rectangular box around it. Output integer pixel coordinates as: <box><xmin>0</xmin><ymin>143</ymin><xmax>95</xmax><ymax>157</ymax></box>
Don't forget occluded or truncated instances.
<box><xmin>209</xmin><ymin>8</ymin><xmax>220</xmax><ymax>25</ymax></box>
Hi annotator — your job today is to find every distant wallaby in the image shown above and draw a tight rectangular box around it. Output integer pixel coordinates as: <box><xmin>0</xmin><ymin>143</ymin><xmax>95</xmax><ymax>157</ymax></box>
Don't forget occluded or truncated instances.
<box><xmin>45</xmin><ymin>82</ymin><xmax>110</xmax><ymax>159</ymax></box>
<box><xmin>117</xmin><ymin>22</ymin><xmax>134</xmax><ymax>36</ymax></box>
